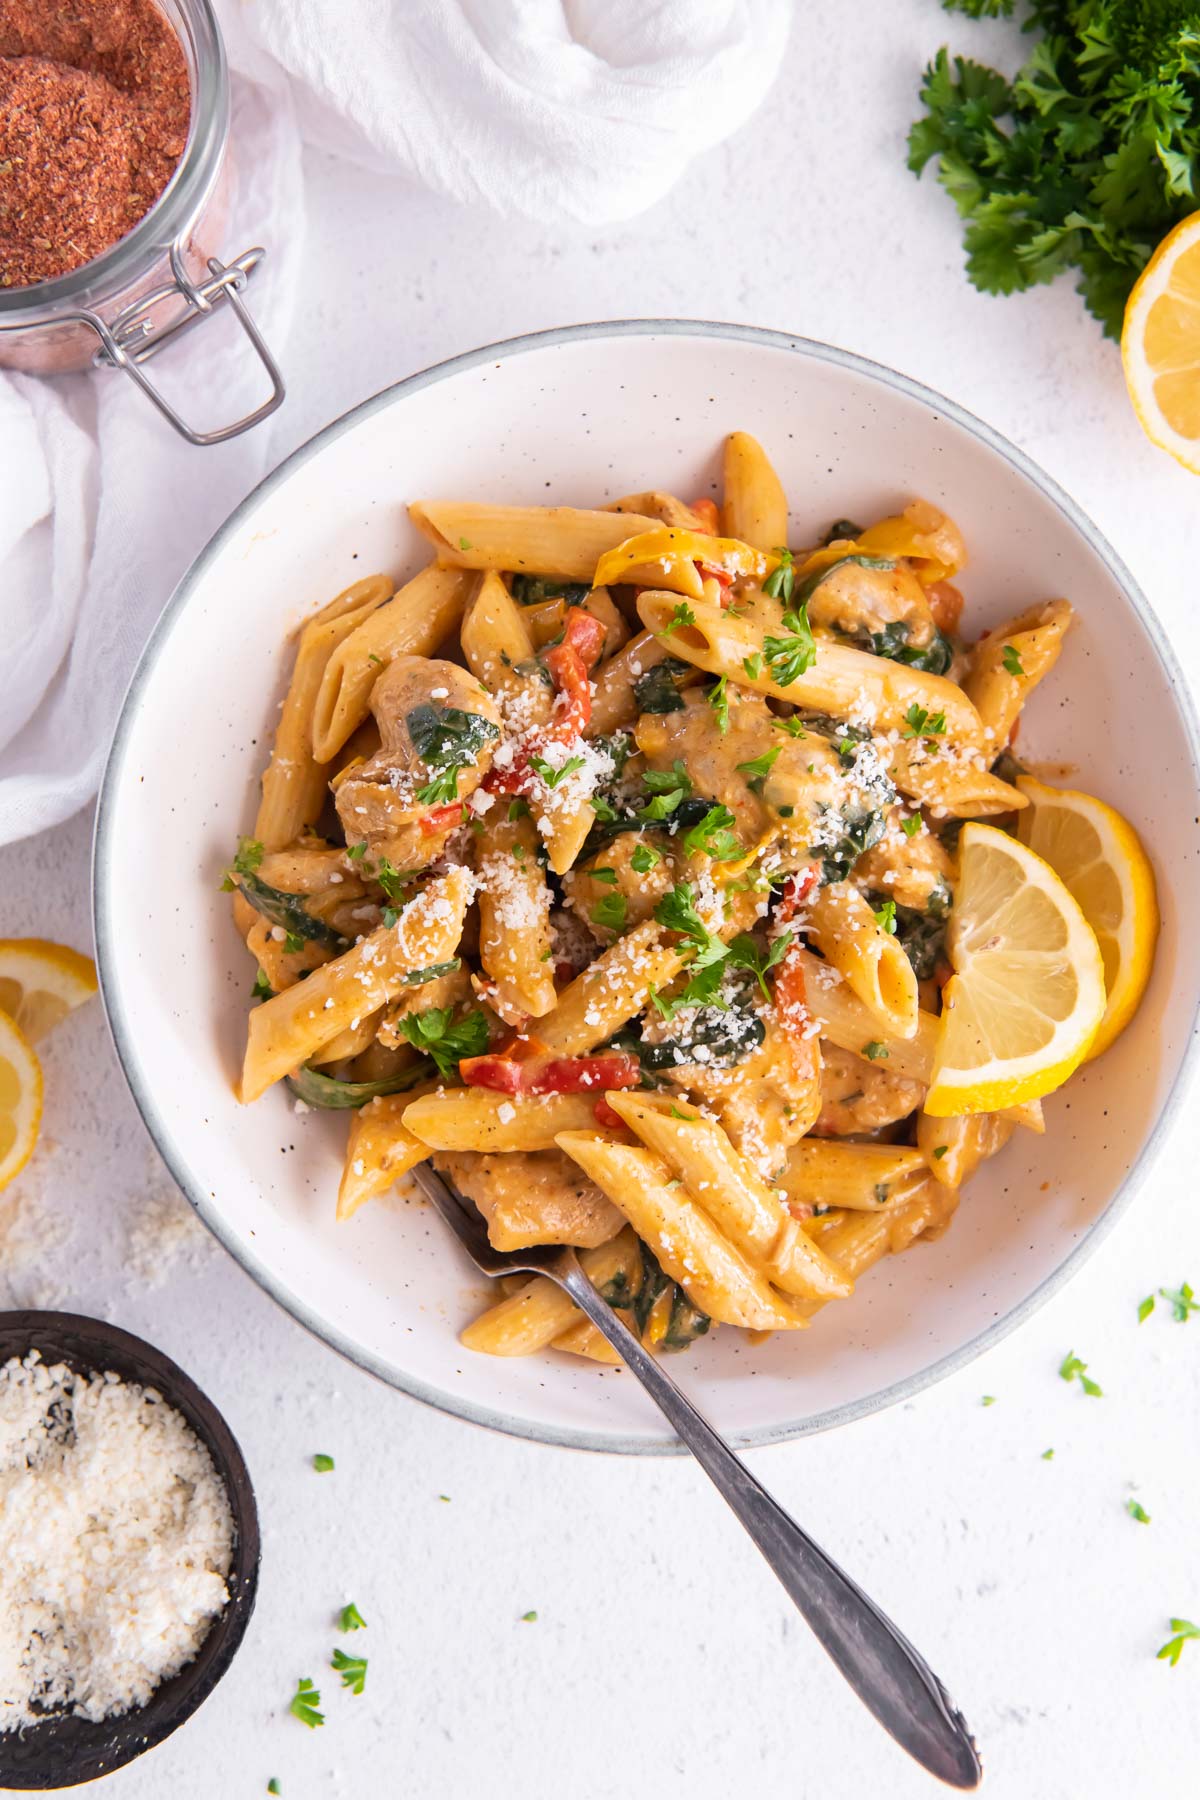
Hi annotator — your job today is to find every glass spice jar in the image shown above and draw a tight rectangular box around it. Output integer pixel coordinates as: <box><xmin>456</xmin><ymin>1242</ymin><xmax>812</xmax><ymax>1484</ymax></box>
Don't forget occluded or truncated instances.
<box><xmin>0</xmin><ymin>0</ymin><xmax>284</xmax><ymax>445</ymax></box>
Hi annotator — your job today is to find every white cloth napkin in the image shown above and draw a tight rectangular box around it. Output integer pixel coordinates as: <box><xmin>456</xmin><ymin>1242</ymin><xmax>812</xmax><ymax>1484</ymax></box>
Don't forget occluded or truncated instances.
<box><xmin>0</xmin><ymin>0</ymin><xmax>790</xmax><ymax>847</ymax></box>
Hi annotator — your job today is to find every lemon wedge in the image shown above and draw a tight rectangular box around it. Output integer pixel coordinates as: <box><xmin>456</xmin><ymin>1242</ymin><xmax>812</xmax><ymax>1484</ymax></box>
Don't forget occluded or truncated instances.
<box><xmin>925</xmin><ymin>823</ymin><xmax>1106</xmax><ymax>1117</ymax></box>
<box><xmin>0</xmin><ymin>1011</ymin><xmax>43</xmax><ymax>1193</ymax></box>
<box><xmin>0</xmin><ymin>939</ymin><xmax>98</xmax><ymax>1045</ymax></box>
<box><xmin>1015</xmin><ymin>775</ymin><xmax>1157</xmax><ymax>1060</ymax></box>
<box><xmin>1121</xmin><ymin>210</ymin><xmax>1200</xmax><ymax>474</ymax></box>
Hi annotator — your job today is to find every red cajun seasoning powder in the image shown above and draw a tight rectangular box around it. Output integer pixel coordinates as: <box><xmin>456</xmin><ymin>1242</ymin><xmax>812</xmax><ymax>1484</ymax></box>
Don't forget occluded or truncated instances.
<box><xmin>0</xmin><ymin>1</ymin><xmax>191</xmax><ymax>289</ymax></box>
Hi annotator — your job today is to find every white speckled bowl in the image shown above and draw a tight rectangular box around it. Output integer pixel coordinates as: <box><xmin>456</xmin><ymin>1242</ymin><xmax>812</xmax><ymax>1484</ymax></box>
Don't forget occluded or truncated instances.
<box><xmin>94</xmin><ymin>322</ymin><xmax>1200</xmax><ymax>1454</ymax></box>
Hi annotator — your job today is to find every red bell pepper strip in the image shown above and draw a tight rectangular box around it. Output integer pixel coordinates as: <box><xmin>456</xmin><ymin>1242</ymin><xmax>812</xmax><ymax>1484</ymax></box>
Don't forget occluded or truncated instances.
<box><xmin>689</xmin><ymin>497</ymin><xmax>719</xmax><ymax>534</ymax></box>
<box><xmin>593</xmin><ymin>1096</ymin><xmax>628</xmax><ymax>1129</ymax></box>
<box><xmin>418</xmin><ymin>801</ymin><xmax>465</xmax><ymax>834</ymax></box>
<box><xmin>774</xmin><ymin>864</ymin><xmax>820</xmax><ymax>925</ymax></box>
<box><xmin>484</xmin><ymin>606</ymin><xmax>606</xmax><ymax>798</ymax></box>
<box><xmin>695</xmin><ymin>560</ymin><xmax>734</xmax><ymax>593</ymax></box>
<box><xmin>459</xmin><ymin>1051</ymin><xmax>640</xmax><ymax>1096</ymax></box>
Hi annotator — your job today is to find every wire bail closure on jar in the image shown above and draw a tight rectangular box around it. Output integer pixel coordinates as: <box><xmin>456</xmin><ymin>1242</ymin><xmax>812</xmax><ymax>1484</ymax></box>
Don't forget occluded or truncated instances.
<box><xmin>70</xmin><ymin>240</ymin><xmax>285</xmax><ymax>447</ymax></box>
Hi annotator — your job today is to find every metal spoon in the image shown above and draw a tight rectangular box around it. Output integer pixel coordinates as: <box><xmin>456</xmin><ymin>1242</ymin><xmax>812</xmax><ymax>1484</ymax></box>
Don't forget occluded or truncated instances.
<box><xmin>411</xmin><ymin>1162</ymin><xmax>983</xmax><ymax>1788</ymax></box>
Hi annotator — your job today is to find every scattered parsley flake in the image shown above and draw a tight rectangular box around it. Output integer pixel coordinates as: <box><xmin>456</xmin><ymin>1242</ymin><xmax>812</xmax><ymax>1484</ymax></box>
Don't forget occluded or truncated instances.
<box><xmin>590</xmin><ymin>866</ymin><xmax>619</xmax><ymax>885</ymax></box>
<box><xmin>508</xmin><ymin>798</ymin><xmax>531</xmax><ymax>821</ymax></box>
<box><xmin>520</xmin><ymin>1610</ymin><xmax>538</xmax><ymax>1623</ymax></box>
<box><xmin>398</xmin><ymin>1006</ymin><xmax>490</xmax><ymax>1079</ymax></box>
<box><xmin>339</xmin><ymin>1602</ymin><xmax>367</xmax><ymax>1632</ymax></box>
<box><xmin>981</xmin><ymin>1395</ymin><xmax>996</xmax><ymax>1407</ymax></box>
<box><xmin>367</xmin><ymin>652</ymin><xmax>383</xmax><ymax>667</ymax></box>
<box><xmin>1160</xmin><ymin>1281</ymin><xmax>1199</xmax><ymax>1322</ymax></box>
<box><xmin>736</xmin><ymin>746</ymin><xmax>782</xmax><ymax>792</ymax></box>
<box><xmin>863</xmin><ymin>1040</ymin><xmax>889</xmax><ymax>1061</ymax></box>
<box><xmin>630</xmin><ymin>843</ymin><xmax>661</xmax><ymax>873</ymax></box>
<box><xmin>251</xmin><ymin>968</ymin><xmax>273</xmax><ymax>1002</ymax></box>
<box><xmin>1138</xmin><ymin>1294</ymin><xmax>1155</xmax><ymax>1324</ymax></box>
<box><xmin>772</xmin><ymin>714</ymin><xmax>807</xmax><ymax>737</ymax></box>
<box><xmin>289</xmin><ymin>1677</ymin><xmax>324</xmax><ymax>1728</ymax></box>
<box><xmin>742</xmin><ymin>652</ymin><xmax>763</xmax><ymax>679</ymax></box>
<box><xmin>933</xmin><ymin>1144</ymin><xmax>948</xmax><ymax>1160</ymax></box>
<box><xmin>1059</xmin><ymin>1350</ymin><xmax>1103</xmax><ymax>1397</ymax></box>
<box><xmin>1157</xmin><ymin>1620</ymin><xmax>1200</xmax><ymax>1667</ymax></box>
<box><xmin>763</xmin><ymin>546</ymin><xmax>795</xmax><ymax>604</ymax></box>
<box><xmin>268</xmin><ymin>1783</ymin><xmax>282</xmax><ymax>1796</ymax></box>
<box><xmin>346</xmin><ymin>841</ymin><xmax>367</xmax><ymax>860</ymax></box>
<box><xmin>901</xmin><ymin>814</ymin><xmax>923</xmax><ymax>838</ymax></box>
<box><xmin>530</xmin><ymin>753</ymin><xmax>585</xmax><ymax>789</ymax></box>
<box><xmin>1041</xmin><ymin>1448</ymin><xmax>1054</xmax><ymax>1461</ymax></box>
<box><xmin>591</xmin><ymin>893</ymin><xmax>628</xmax><ymax>932</ymax></box>
<box><xmin>669</xmin><ymin>1105</ymin><xmax>696</xmax><ymax>1121</ymax></box>
<box><xmin>1127</xmin><ymin>1499</ymin><xmax>1151</xmax><ymax>1525</ymax></box>
<box><xmin>707</xmin><ymin>675</ymin><xmax>730</xmax><ymax>733</ymax></box>
<box><xmin>331</xmin><ymin>1648</ymin><xmax>367</xmax><ymax>1695</ymax></box>
<box><xmin>873</xmin><ymin>899</ymin><xmax>897</xmax><ymax>935</ymax></box>
<box><xmin>763</xmin><ymin>603</ymin><xmax>816</xmax><ymax>686</ymax></box>
<box><xmin>902</xmin><ymin>704</ymin><xmax>946</xmax><ymax>743</ymax></box>
<box><xmin>1002</xmin><ymin>644</ymin><xmax>1024</xmax><ymax>677</ymax></box>
<box><xmin>458</xmin><ymin>536</ymin><xmax>472</xmax><ymax>551</ymax></box>
<box><xmin>312</xmin><ymin>1453</ymin><xmax>334</xmax><ymax>1473</ymax></box>
<box><xmin>683</xmin><ymin>803</ymin><xmax>741</xmax><ymax>862</ymax></box>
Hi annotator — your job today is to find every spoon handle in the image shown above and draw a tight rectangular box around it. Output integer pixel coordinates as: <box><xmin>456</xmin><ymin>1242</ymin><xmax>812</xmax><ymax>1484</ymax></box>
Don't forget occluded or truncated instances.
<box><xmin>555</xmin><ymin>1253</ymin><xmax>982</xmax><ymax>1790</ymax></box>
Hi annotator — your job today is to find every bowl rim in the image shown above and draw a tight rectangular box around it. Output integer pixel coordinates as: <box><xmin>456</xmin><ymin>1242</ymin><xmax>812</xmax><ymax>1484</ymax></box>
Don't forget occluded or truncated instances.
<box><xmin>0</xmin><ymin>1308</ymin><xmax>259</xmax><ymax>1786</ymax></box>
<box><xmin>93</xmin><ymin>317</ymin><xmax>1200</xmax><ymax>1457</ymax></box>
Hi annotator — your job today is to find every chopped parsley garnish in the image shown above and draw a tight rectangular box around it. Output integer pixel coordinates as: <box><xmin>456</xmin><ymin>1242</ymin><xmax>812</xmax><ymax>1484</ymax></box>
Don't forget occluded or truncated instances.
<box><xmin>630</xmin><ymin>843</ymin><xmax>661</xmax><ymax>873</ymax></box>
<box><xmin>683</xmin><ymin>803</ymin><xmax>741</xmax><ymax>862</ymax></box>
<box><xmin>268</xmin><ymin>1783</ymin><xmax>281</xmax><ymax>1796</ymax></box>
<box><xmin>873</xmin><ymin>900</ymin><xmax>897</xmax><ymax>935</ymax></box>
<box><xmin>736</xmin><ymin>746</ymin><xmax>781</xmax><ymax>793</ymax></box>
<box><xmin>1160</xmin><ymin>1281</ymin><xmax>1199</xmax><ymax>1322</ymax></box>
<box><xmin>367</xmin><ymin>652</ymin><xmax>383</xmax><ymax>667</ymax></box>
<box><xmin>1138</xmin><ymin>1294</ymin><xmax>1155</xmax><ymax>1324</ymax></box>
<box><xmin>633</xmin><ymin>660</ymin><xmax>687</xmax><ymax>715</ymax></box>
<box><xmin>1127</xmin><ymin>1499</ymin><xmax>1151</xmax><ymax>1525</ymax></box>
<box><xmin>654</xmin><ymin>883</ymin><xmax>728</xmax><ymax>973</ymax></box>
<box><xmin>520</xmin><ymin>1610</ymin><xmax>538</xmax><ymax>1623</ymax></box>
<box><xmin>346</xmin><ymin>841</ymin><xmax>367</xmax><ymax>860</ymax></box>
<box><xmin>669</xmin><ymin>1105</ymin><xmax>696</xmax><ymax>1120</ymax></box>
<box><xmin>742</xmin><ymin>652</ymin><xmax>763</xmax><ymax>680</ymax></box>
<box><xmin>763</xmin><ymin>603</ymin><xmax>816</xmax><ymax>686</ymax></box>
<box><xmin>458</xmin><ymin>536</ymin><xmax>472</xmax><ymax>551</ymax></box>
<box><xmin>933</xmin><ymin>1144</ymin><xmax>948</xmax><ymax>1160</ymax></box>
<box><xmin>1157</xmin><ymin>1620</ymin><xmax>1200</xmax><ymax>1667</ymax></box>
<box><xmin>407</xmin><ymin>703</ymin><xmax>499</xmax><ymax>805</ymax></box>
<box><xmin>382</xmin><ymin>907</ymin><xmax>400</xmax><ymax>929</ymax></box>
<box><xmin>863</xmin><ymin>1040</ymin><xmax>889</xmax><ymax>1061</ymax></box>
<box><xmin>1041</xmin><ymin>1448</ymin><xmax>1055</xmax><ymax>1461</ymax></box>
<box><xmin>289</xmin><ymin>1677</ymin><xmax>324</xmax><ymax>1728</ymax></box>
<box><xmin>373</xmin><ymin>857</ymin><xmax>417</xmax><ymax>903</ymax></box>
<box><xmin>312</xmin><ymin>1453</ymin><xmax>334</xmax><ymax>1473</ymax></box>
<box><xmin>772</xmin><ymin>714</ymin><xmax>807</xmax><ymax>737</ymax></box>
<box><xmin>902</xmin><ymin>704</ymin><xmax>947</xmax><ymax>742</ymax></box>
<box><xmin>981</xmin><ymin>1395</ymin><xmax>996</xmax><ymax>1407</ymax></box>
<box><xmin>530</xmin><ymin>753</ymin><xmax>585</xmax><ymax>789</ymax></box>
<box><xmin>415</xmin><ymin>765</ymin><xmax>463</xmax><ymax>805</ymax></box>
<box><xmin>590</xmin><ymin>866</ymin><xmax>619</xmax><ymax>885</ymax></box>
<box><xmin>1059</xmin><ymin>1350</ymin><xmax>1103</xmax><ymax>1397</ymax></box>
<box><xmin>331</xmin><ymin>1648</ymin><xmax>367</xmax><ymax>1695</ymax></box>
<box><xmin>763</xmin><ymin>546</ymin><xmax>795</xmax><ymax>604</ymax></box>
<box><xmin>726</xmin><ymin>929</ymin><xmax>794</xmax><ymax>1001</ymax></box>
<box><xmin>901</xmin><ymin>814</ymin><xmax>923</xmax><ymax>838</ymax></box>
<box><xmin>283</xmin><ymin>931</ymin><xmax>305</xmax><ymax>955</ymax></box>
<box><xmin>508</xmin><ymin>798</ymin><xmax>531</xmax><ymax>821</ymax></box>
<box><xmin>591</xmin><ymin>893</ymin><xmax>628</xmax><ymax>932</ymax></box>
<box><xmin>660</xmin><ymin>602</ymin><xmax>697</xmax><ymax>637</ymax></box>
<box><xmin>635</xmin><ymin>761</ymin><xmax>691</xmax><ymax>824</ymax></box>
<box><xmin>339</xmin><ymin>1602</ymin><xmax>367</xmax><ymax>1632</ymax></box>
<box><xmin>1002</xmin><ymin>644</ymin><xmax>1025</xmax><ymax>677</ymax></box>
<box><xmin>251</xmin><ymin>968</ymin><xmax>273</xmax><ymax>1002</ymax></box>
<box><xmin>707</xmin><ymin>675</ymin><xmax>730</xmax><ymax>733</ymax></box>
<box><xmin>643</xmin><ymin>761</ymin><xmax>692</xmax><ymax>797</ymax></box>
<box><xmin>220</xmin><ymin>836</ymin><xmax>265</xmax><ymax>890</ymax></box>
<box><xmin>398</xmin><ymin>1006</ymin><xmax>490</xmax><ymax>1079</ymax></box>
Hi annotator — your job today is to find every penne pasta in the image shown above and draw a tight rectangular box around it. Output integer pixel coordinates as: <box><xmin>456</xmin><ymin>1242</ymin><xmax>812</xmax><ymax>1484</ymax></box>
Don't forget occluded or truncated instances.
<box><xmin>805</xmin><ymin>882</ymin><xmax>919</xmax><ymax>1041</ymax></box>
<box><xmin>402</xmin><ymin>1087</ymin><xmax>607</xmax><ymax>1153</ymax></box>
<box><xmin>721</xmin><ymin>430</ymin><xmax>789</xmax><ymax>550</ymax></box>
<box><xmin>475</xmin><ymin>809</ymin><xmax>556</xmax><ymax>1020</ymax></box>
<box><xmin>337</xmin><ymin>1085</ymin><xmax>439</xmax><ymax>1220</ymax></box>
<box><xmin>964</xmin><ymin>599</ymin><xmax>1074</xmax><ymax>750</ymax></box>
<box><xmin>778</xmin><ymin>1140</ymin><xmax>926</xmax><ymax>1211</ymax></box>
<box><xmin>409</xmin><ymin>503</ymin><xmax>657</xmax><ymax>579</ymax></box>
<box><xmin>310</xmin><ymin>566</ymin><xmax>472</xmax><ymax>764</ymax></box>
<box><xmin>792</xmin><ymin>947</ymin><xmax>939</xmax><ymax>1083</ymax></box>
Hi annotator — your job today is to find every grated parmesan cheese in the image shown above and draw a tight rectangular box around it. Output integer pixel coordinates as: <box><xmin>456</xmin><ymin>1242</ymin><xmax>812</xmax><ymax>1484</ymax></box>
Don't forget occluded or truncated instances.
<box><xmin>0</xmin><ymin>1351</ymin><xmax>234</xmax><ymax>1731</ymax></box>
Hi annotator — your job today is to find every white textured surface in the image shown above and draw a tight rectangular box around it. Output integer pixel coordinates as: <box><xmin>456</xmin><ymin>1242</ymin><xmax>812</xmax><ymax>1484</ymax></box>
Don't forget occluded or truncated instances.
<box><xmin>2</xmin><ymin>3</ymin><xmax>1200</xmax><ymax>1794</ymax></box>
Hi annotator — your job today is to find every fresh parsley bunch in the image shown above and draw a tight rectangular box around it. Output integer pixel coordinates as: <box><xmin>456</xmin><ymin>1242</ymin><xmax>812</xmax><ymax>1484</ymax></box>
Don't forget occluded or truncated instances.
<box><xmin>909</xmin><ymin>0</ymin><xmax>1200</xmax><ymax>337</ymax></box>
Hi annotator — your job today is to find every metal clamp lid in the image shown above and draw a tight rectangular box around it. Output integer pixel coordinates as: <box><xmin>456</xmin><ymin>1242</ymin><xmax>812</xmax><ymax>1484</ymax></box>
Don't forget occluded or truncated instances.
<box><xmin>73</xmin><ymin>240</ymin><xmax>285</xmax><ymax>446</ymax></box>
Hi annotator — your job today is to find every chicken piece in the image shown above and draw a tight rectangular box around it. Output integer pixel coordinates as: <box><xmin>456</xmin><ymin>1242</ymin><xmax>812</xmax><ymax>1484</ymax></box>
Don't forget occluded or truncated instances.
<box><xmin>854</xmin><ymin>807</ymin><xmax>954</xmax><ymax>912</ymax></box>
<box><xmin>562</xmin><ymin>829</ymin><xmax>677</xmax><ymax>938</ymax></box>
<box><xmin>812</xmin><ymin>1040</ymin><xmax>923</xmax><ymax>1136</ymax></box>
<box><xmin>334</xmin><ymin>655</ymin><xmax>500</xmax><ymax>867</ymax></box>
<box><xmin>433</xmin><ymin>1149</ymin><xmax>625</xmax><ymax>1252</ymax></box>
<box><xmin>805</xmin><ymin>556</ymin><xmax>938</xmax><ymax>649</ymax></box>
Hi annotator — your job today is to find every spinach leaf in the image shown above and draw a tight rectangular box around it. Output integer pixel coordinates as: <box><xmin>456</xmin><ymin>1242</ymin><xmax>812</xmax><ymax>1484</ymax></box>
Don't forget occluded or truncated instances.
<box><xmin>406</xmin><ymin>704</ymin><xmax>499</xmax><ymax>770</ymax></box>
<box><xmin>510</xmin><ymin>575</ymin><xmax>590</xmax><ymax>606</ymax></box>
<box><xmin>285</xmin><ymin>1062</ymin><xmax>430</xmax><ymax>1110</ymax></box>
<box><xmin>870</xmin><ymin>620</ymin><xmax>954</xmax><ymax>676</ymax></box>
<box><xmin>633</xmin><ymin>659</ymin><xmax>689</xmax><ymax>714</ymax></box>
<box><xmin>232</xmin><ymin>871</ymin><xmax>349</xmax><ymax>950</ymax></box>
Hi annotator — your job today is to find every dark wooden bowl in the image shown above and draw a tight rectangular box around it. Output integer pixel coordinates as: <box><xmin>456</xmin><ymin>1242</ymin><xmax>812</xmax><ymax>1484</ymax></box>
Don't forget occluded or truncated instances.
<box><xmin>0</xmin><ymin>1312</ymin><xmax>259</xmax><ymax>1790</ymax></box>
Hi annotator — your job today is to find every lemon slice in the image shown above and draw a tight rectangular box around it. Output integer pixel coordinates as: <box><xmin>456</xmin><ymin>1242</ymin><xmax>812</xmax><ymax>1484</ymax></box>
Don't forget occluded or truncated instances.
<box><xmin>925</xmin><ymin>823</ymin><xmax>1106</xmax><ymax>1117</ymax></box>
<box><xmin>1015</xmin><ymin>775</ymin><xmax>1158</xmax><ymax>1061</ymax></box>
<box><xmin>0</xmin><ymin>939</ymin><xmax>98</xmax><ymax>1044</ymax></box>
<box><xmin>1121</xmin><ymin>210</ymin><xmax>1200</xmax><ymax>474</ymax></box>
<box><xmin>0</xmin><ymin>1011</ymin><xmax>42</xmax><ymax>1193</ymax></box>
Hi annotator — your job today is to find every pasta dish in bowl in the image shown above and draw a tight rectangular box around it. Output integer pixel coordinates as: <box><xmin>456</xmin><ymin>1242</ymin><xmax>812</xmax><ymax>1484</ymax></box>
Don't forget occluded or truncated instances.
<box><xmin>94</xmin><ymin>323</ymin><xmax>1199</xmax><ymax>1451</ymax></box>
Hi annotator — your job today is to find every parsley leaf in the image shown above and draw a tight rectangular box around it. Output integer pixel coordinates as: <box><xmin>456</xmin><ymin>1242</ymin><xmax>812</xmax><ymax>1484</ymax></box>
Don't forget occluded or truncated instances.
<box><xmin>1002</xmin><ymin>643</ymin><xmax>1025</xmax><ymax>677</ymax></box>
<box><xmin>1157</xmin><ymin>1619</ymin><xmax>1200</xmax><ymax>1667</ymax></box>
<box><xmin>289</xmin><ymin>1677</ymin><xmax>324</xmax><ymax>1728</ymax></box>
<box><xmin>220</xmin><ymin>836</ymin><xmax>265</xmax><ymax>891</ymax></box>
<box><xmin>630</xmin><ymin>843</ymin><xmax>661</xmax><ymax>873</ymax></box>
<box><xmin>520</xmin><ymin>1610</ymin><xmax>538</xmax><ymax>1623</ymax></box>
<box><xmin>981</xmin><ymin>1395</ymin><xmax>996</xmax><ymax>1407</ymax></box>
<box><xmin>643</xmin><ymin>761</ymin><xmax>692</xmax><ymax>797</ymax></box>
<box><xmin>763</xmin><ymin>547</ymin><xmax>795</xmax><ymax>604</ymax></box>
<box><xmin>339</xmin><ymin>1602</ymin><xmax>367</xmax><ymax>1632</ymax></box>
<box><xmin>1127</xmin><ymin>1498</ymin><xmax>1151</xmax><ymax>1525</ymax></box>
<box><xmin>346</xmin><ymin>841</ymin><xmax>367</xmax><ymax>861</ymax></box>
<box><xmin>331</xmin><ymin>1648</ymin><xmax>367</xmax><ymax>1695</ymax></box>
<box><xmin>660</xmin><ymin>602</ymin><xmax>697</xmax><ymax>637</ymax></box>
<box><xmin>902</xmin><ymin>704</ymin><xmax>947</xmax><ymax>743</ymax></box>
<box><xmin>1138</xmin><ymin>1294</ymin><xmax>1155</xmax><ymax>1324</ymax></box>
<box><xmin>726</xmin><ymin>928</ymin><xmax>794</xmax><ymax>1001</ymax></box>
<box><xmin>268</xmin><ymin>1783</ymin><xmax>282</xmax><ymax>1796</ymax></box>
<box><xmin>654</xmin><ymin>883</ymin><xmax>729</xmax><ymax>973</ymax></box>
<box><xmin>742</xmin><ymin>652</ymin><xmax>763</xmax><ymax>680</ymax></box>
<box><xmin>590</xmin><ymin>866</ymin><xmax>619</xmax><ymax>885</ymax></box>
<box><xmin>373</xmin><ymin>857</ymin><xmax>417</xmax><ymax>903</ymax></box>
<box><xmin>312</xmin><ymin>1453</ymin><xmax>334</xmax><ymax>1473</ymax></box>
<box><xmin>763</xmin><ymin>603</ymin><xmax>816</xmax><ymax>686</ymax></box>
<box><xmin>591</xmin><ymin>893</ymin><xmax>628</xmax><ymax>932</ymax></box>
<box><xmin>874</xmin><ymin>899</ymin><xmax>898</xmax><ymax>935</ymax></box>
<box><xmin>863</xmin><ymin>1040</ymin><xmax>889</xmax><ymax>1061</ymax></box>
<box><xmin>683</xmin><ymin>803</ymin><xmax>741</xmax><ymax>862</ymax></box>
<box><xmin>736</xmin><ymin>746</ymin><xmax>782</xmax><ymax>793</ymax></box>
<box><xmin>901</xmin><ymin>814</ymin><xmax>923</xmax><ymax>838</ymax></box>
<box><xmin>251</xmin><ymin>968</ymin><xmax>273</xmax><ymax>1002</ymax></box>
<box><xmin>530</xmin><ymin>753</ymin><xmax>585</xmax><ymax>789</ymax></box>
<box><xmin>398</xmin><ymin>1006</ymin><xmax>490</xmax><ymax>1080</ymax></box>
<box><xmin>772</xmin><ymin>714</ymin><xmax>807</xmax><ymax>738</ymax></box>
<box><xmin>707</xmin><ymin>675</ymin><xmax>730</xmax><ymax>733</ymax></box>
<box><xmin>1059</xmin><ymin>1350</ymin><xmax>1103</xmax><ymax>1397</ymax></box>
